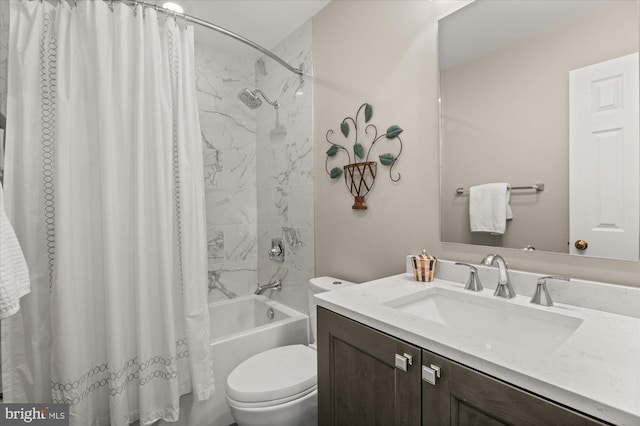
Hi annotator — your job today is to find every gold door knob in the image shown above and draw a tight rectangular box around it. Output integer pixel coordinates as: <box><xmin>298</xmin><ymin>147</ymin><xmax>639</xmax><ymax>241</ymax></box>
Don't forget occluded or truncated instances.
<box><xmin>574</xmin><ymin>240</ymin><xmax>588</xmax><ymax>250</ymax></box>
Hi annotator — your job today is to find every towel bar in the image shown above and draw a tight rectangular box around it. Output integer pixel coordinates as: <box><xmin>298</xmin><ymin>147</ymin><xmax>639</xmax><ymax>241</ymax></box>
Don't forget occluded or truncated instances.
<box><xmin>455</xmin><ymin>183</ymin><xmax>544</xmax><ymax>195</ymax></box>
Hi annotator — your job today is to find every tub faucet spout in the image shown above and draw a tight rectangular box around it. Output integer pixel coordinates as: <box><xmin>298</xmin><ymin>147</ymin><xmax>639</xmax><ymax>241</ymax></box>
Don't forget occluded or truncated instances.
<box><xmin>254</xmin><ymin>280</ymin><xmax>282</xmax><ymax>295</ymax></box>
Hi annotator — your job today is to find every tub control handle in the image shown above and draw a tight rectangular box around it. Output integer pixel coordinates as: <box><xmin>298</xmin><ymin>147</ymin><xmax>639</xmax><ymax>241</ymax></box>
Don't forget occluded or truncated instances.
<box><xmin>269</xmin><ymin>238</ymin><xmax>285</xmax><ymax>262</ymax></box>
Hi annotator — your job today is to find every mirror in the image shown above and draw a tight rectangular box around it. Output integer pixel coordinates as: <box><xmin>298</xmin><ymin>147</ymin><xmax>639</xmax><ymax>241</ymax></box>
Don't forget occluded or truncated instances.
<box><xmin>439</xmin><ymin>0</ymin><xmax>639</xmax><ymax>261</ymax></box>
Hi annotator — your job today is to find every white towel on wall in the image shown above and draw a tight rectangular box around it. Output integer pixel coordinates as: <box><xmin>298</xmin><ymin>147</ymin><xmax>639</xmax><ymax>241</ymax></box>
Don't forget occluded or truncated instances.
<box><xmin>469</xmin><ymin>183</ymin><xmax>513</xmax><ymax>235</ymax></box>
<box><xmin>0</xmin><ymin>182</ymin><xmax>31</xmax><ymax>319</ymax></box>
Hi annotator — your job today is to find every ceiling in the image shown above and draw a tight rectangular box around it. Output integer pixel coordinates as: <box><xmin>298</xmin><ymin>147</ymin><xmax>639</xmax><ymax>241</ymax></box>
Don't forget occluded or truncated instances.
<box><xmin>439</xmin><ymin>0</ymin><xmax>611</xmax><ymax>70</ymax></box>
<box><xmin>165</xmin><ymin>0</ymin><xmax>331</xmax><ymax>59</ymax></box>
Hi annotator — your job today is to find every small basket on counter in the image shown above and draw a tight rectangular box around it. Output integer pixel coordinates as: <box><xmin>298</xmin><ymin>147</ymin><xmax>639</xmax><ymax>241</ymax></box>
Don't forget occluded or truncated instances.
<box><xmin>411</xmin><ymin>250</ymin><xmax>437</xmax><ymax>282</ymax></box>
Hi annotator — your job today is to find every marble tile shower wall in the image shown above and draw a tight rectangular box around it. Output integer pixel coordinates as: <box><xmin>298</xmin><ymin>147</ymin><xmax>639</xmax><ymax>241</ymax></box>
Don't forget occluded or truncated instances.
<box><xmin>195</xmin><ymin>45</ymin><xmax>259</xmax><ymax>302</ymax></box>
<box><xmin>196</xmin><ymin>20</ymin><xmax>314</xmax><ymax>311</ymax></box>
<box><xmin>256</xmin><ymin>21</ymin><xmax>314</xmax><ymax>315</ymax></box>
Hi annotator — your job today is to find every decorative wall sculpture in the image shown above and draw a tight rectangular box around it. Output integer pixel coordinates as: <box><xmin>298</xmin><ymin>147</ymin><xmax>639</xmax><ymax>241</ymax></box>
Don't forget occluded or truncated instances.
<box><xmin>325</xmin><ymin>103</ymin><xmax>403</xmax><ymax>209</ymax></box>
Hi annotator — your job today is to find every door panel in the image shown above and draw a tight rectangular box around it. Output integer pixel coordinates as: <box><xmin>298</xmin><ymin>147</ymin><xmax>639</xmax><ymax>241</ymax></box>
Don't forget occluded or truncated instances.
<box><xmin>569</xmin><ymin>52</ymin><xmax>639</xmax><ymax>260</ymax></box>
<box><xmin>332</xmin><ymin>338</ymin><xmax>395</xmax><ymax>425</ymax></box>
<box><xmin>317</xmin><ymin>307</ymin><xmax>421</xmax><ymax>426</ymax></box>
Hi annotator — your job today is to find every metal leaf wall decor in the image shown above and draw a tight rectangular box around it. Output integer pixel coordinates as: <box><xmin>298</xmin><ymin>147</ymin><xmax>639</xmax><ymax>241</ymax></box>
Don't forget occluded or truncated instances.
<box><xmin>325</xmin><ymin>103</ymin><xmax>403</xmax><ymax>209</ymax></box>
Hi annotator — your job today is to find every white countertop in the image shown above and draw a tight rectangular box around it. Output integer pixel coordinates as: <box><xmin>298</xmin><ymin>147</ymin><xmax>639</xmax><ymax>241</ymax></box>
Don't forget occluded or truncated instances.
<box><xmin>315</xmin><ymin>271</ymin><xmax>640</xmax><ymax>425</ymax></box>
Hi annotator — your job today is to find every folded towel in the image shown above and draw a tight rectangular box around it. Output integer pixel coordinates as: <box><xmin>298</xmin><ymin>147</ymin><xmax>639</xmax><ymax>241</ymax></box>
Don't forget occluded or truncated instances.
<box><xmin>0</xmin><ymin>182</ymin><xmax>31</xmax><ymax>319</ymax></box>
<box><xmin>469</xmin><ymin>183</ymin><xmax>513</xmax><ymax>234</ymax></box>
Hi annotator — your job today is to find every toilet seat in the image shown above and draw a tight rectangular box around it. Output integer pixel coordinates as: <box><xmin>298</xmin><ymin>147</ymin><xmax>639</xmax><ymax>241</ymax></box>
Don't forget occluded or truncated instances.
<box><xmin>227</xmin><ymin>386</ymin><xmax>317</xmax><ymax>409</ymax></box>
<box><xmin>227</xmin><ymin>345</ymin><xmax>317</xmax><ymax>405</ymax></box>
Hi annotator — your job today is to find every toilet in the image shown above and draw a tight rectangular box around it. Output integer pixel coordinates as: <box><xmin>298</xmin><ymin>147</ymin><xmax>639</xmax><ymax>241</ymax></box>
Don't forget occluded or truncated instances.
<box><xmin>226</xmin><ymin>277</ymin><xmax>355</xmax><ymax>426</ymax></box>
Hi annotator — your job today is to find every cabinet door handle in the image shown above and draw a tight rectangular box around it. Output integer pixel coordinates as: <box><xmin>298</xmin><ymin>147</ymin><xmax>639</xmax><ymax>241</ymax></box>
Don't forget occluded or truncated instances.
<box><xmin>394</xmin><ymin>353</ymin><xmax>413</xmax><ymax>372</ymax></box>
<box><xmin>422</xmin><ymin>364</ymin><xmax>441</xmax><ymax>385</ymax></box>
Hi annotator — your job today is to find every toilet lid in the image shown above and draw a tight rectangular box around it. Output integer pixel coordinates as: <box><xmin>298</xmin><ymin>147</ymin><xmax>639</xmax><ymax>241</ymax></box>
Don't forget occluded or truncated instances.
<box><xmin>227</xmin><ymin>345</ymin><xmax>317</xmax><ymax>403</ymax></box>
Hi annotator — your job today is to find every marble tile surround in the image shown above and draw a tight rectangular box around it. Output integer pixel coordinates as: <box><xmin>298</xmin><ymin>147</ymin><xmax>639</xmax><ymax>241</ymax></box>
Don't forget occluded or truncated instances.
<box><xmin>256</xmin><ymin>21</ymin><xmax>315</xmax><ymax>315</ymax></box>
<box><xmin>199</xmin><ymin>20</ymin><xmax>314</xmax><ymax>312</ymax></box>
<box><xmin>196</xmin><ymin>45</ymin><xmax>259</xmax><ymax>302</ymax></box>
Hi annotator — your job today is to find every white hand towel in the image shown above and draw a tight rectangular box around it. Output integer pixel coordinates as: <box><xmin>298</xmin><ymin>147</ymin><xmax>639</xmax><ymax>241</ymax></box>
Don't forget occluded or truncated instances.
<box><xmin>469</xmin><ymin>183</ymin><xmax>513</xmax><ymax>234</ymax></box>
<box><xmin>0</xmin><ymin>182</ymin><xmax>31</xmax><ymax>319</ymax></box>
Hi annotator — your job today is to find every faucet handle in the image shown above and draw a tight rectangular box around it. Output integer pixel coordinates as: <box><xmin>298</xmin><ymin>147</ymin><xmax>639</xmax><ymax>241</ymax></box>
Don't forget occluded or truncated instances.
<box><xmin>530</xmin><ymin>276</ymin><xmax>570</xmax><ymax>306</ymax></box>
<box><xmin>455</xmin><ymin>262</ymin><xmax>484</xmax><ymax>292</ymax></box>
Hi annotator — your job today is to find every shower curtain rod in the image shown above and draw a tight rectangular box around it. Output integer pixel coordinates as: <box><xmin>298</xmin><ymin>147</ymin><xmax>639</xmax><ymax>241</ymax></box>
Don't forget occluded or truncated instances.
<box><xmin>117</xmin><ymin>0</ymin><xmax>305</xmax><ymax>78</ymax></box>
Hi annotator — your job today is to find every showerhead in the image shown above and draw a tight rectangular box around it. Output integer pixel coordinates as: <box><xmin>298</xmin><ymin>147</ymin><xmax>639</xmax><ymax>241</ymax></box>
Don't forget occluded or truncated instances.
<box><xmin>237</xmin><ymin>88</ymin><xmax>279</xmax><ymax>110</ymax></box>
<box><xmin>238</xmin><ymin>89</ymin><xmax>262</xmax><ymax>109</ymax></box>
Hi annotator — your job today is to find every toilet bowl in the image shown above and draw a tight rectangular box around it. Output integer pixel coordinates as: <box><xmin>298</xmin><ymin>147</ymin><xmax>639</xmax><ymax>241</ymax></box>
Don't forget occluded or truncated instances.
<box><xmin>226</xmin><ymin>344</ymin><xmax>318</xmax><ymax>426</ymax></box>
<box><xmin>226</xmin><ymin>277</ymin><xmax>355</xmax><ymax>426</ymax></box>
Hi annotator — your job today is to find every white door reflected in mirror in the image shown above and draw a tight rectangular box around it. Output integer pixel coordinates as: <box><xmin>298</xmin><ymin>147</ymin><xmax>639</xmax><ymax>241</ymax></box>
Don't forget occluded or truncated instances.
<box><xmin>569</xmin><ymin>53</ymin><xmax>639</xmax><ymax>261</ymax></box>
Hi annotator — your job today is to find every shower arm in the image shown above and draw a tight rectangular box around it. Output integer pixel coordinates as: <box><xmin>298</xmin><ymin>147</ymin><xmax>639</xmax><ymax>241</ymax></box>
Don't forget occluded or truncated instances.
<box><xmin>117</xmin><ymin>0</ymin><xmax>304</xmax><ymax>80</ymax></box>
<box><xmin>254</xmin><ymin>90</ymin><xmax>279</xmax><ymax>108</ymax></box>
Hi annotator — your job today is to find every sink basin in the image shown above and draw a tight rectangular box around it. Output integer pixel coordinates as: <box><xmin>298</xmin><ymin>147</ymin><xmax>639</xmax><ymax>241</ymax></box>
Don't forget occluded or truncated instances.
<box><xmin>384</xmin><ymin>287</ymin><xmax>583</xmax><ymax>353</ymax></box>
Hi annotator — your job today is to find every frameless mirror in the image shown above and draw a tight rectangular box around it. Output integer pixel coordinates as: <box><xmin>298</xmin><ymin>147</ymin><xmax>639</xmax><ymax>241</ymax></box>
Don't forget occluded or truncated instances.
<box><xmin>439</xmin><ymin>0</ymin><xmax>639</xmax><ymax>261</ymax></box>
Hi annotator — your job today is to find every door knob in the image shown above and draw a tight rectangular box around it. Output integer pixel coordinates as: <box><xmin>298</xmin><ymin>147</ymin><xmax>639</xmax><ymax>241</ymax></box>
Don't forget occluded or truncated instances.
<box><xmin>574</xmin><ymin>240</ymin><xmax>588</xmax><ymax>250</ymax></box>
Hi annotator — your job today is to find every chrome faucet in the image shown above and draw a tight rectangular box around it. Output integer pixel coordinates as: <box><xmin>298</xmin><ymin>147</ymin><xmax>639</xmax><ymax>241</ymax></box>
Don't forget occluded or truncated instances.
<box><xmin>254</xmin><ymin>280</ymin><xmax>282</xmax><ymax>295</ymax></box>
<box><xmin>530</xmin><ymin>276</ymin><xmax>570</xmax><ymax>306</ymax></box>
<box><xmin>480</xmin><ymin>254</ymin><xmax>516</xmax><ymax>299</ymax></box>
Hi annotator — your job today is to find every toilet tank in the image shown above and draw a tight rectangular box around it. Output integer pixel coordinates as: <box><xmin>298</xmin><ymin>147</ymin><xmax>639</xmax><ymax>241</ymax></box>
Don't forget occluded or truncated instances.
<box><xmin>308</xmin><ymin>276</ymin><xmax>356</xmax><ymax>344</ymax></box>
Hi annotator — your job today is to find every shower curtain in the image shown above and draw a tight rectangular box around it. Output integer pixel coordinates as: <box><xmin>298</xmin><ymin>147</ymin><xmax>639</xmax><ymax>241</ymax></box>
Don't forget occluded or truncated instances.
<box><xmin>1</xmin><ymin>1</ymin><xmax>213</xmax><ymax>425</ymax></box>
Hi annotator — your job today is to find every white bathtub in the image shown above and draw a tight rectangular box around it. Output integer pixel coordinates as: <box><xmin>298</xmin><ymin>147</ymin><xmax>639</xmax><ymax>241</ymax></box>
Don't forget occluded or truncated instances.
<box><xmin>209</xmin><ymin>294</ymin><xmax>304</xmax><ymax>342</ymax></box>
<box><xmin>160</xmin><ymin>295</ymin><xmax>309</xmax><ymax>426</ymax></box>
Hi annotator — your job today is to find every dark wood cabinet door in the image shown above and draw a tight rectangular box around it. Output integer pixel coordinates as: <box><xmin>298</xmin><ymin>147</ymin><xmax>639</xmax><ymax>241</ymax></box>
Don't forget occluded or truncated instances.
<box><xmin>421</xmin><ymin>349</ymin><xmax>609</xmax><ymax>426</ymax></box>
<box><xmin>318</xmin><ymin>307</ymin><xmax>421</xmax><ymax>426</ymax></box>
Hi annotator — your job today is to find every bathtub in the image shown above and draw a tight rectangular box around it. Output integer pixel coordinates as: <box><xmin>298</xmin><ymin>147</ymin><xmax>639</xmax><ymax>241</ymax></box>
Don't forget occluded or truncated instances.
<box><xmin>161</xmin><ymin>295</ymin><xmax>309</xmax><ymax>426</ymax></box>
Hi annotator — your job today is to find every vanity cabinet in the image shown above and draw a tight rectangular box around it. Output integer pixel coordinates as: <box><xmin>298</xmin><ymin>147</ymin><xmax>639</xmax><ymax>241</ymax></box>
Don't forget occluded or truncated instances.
<box><xmin>318</xmin><ymin>307</ymin><xmax>608</xmax><ymax>426</ymax></box>
<box><xmin>421</xmin><ymin>349</ymin><xmax>607</xmax><ymax>426</ymax></box>
<box><xmin>317</xmin><ymin>306</ymin><xmax>422</xmax><ymax>425</ymax></box>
